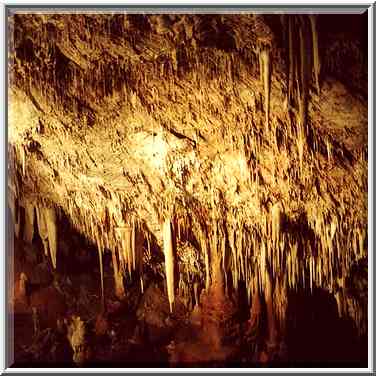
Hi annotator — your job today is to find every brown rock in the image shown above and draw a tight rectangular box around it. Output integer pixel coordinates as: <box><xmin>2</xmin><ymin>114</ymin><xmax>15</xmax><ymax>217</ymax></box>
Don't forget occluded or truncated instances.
<box><xmin>29</xmin><ymin>286</ymin><xmax>67</xmax><ymax>328</ymax></box>
<box><xmin>95</xmin><ymin>312</ymin><xmax>108</xmax><ymax>336</ymax></box>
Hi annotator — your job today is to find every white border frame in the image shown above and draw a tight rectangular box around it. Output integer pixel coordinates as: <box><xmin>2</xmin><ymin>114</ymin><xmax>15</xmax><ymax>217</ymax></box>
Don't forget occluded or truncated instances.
<box><xmin>1</xmin><ymin>1</ymin><xmax>374</xmax><ymax>373</ymax></box>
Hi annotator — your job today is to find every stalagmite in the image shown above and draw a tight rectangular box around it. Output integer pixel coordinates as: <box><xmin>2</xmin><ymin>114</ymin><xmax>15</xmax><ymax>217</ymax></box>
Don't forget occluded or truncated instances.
<box><xmin>163</xmin><ymin>218</ymin><xmax>175</xmax><ymax>313</ymax></box>
<box><xmin>66</xmin><ymin>315</ymin><xmax>87</xmax><ymax>365</ymax></box>
<box><xmin>45</xmin><ymin>207</ymin><xmax>58</xmax><ymax>269</ymax></box>
<box><xmin>23</xmin><ymin>201</ymin><xmax>35</xmax><ymax>243</ymax></box>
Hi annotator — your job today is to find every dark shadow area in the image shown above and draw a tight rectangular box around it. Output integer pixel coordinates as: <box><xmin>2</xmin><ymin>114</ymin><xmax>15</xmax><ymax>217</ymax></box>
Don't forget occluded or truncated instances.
<box><xmin>285</xmin><ymin>286</ymin><xmax>367</xmax><ymax>367</ymax></box>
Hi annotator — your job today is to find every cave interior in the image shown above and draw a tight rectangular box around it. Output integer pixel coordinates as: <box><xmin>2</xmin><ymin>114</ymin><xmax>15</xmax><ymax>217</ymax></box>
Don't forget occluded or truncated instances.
<box><xmin>7</xmin><ymin>10</ymin><xmax>368</xmax><ymax>368</ymax></box>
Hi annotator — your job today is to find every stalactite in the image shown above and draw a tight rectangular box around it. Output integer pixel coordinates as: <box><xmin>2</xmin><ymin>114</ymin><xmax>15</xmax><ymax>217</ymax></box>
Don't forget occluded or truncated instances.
<box><xmin>287</xmin><ymin>16</ymin><xmax>294</xmax><ymax>105</ymax></box>
<box><xmin>265</xmin><ymin>268</ymin><xmax>277</xmax><ymax>348</ymax></box>
<box><xmin>9</xmin><ymin>194</ymin><xmax>21</xmax><ymax>238</ymax></box>
<box><xmin>273</xmin><ymin>276</ymin><xmax>285</xmax><ymax>339</ymax></box>
<box><xmin>131</xmin><ymin>219</ymin><xmax>136</xmax><ymax>273</ymax></box>
<box><xmin>260</xmin><ymin>48</ymin><xmax>271</xmax><ymax>129</ymax></box>
<box><xmin>21</xmin><ymin>146</ymin><xmax>26</xmax><ymax>177</ymax></box>
<box><xmin>260</xmin><ymin>240</ymin><xmax>266</xmax><ymax>289</ymax></box>
<box><xmin>201</xmin><ymin>228</ymin><xmax>211</xmax><ymax>290</ymax></box>
<box><xmin>136</xmin><ymin>224</ymin><xmax>144</xmax><ymax>281</ymax></box>
<box><xmin>318</xmin><ymin>257</ymin><xmax>322</xmax><ymax>287</ymax></box>
<box><xmin>298</xmin><ymin>18</ymin><xmax>309</xmax><ymax>132</ymax></box>
<box><xmin>259</xmin><ymin>47</ymin><xmax>263</xmax><ymax>85</ymax></box>
<box><xmin>121</xmin><ymin>225</ymin><xmax>133</xmax><ymax>277</ymax></box>
<box><xmin>36</xmin><ymin>205</ymin><xmax>49</xmax><ymax>257</ymax></box>
<box><xmin>309</xmin><ymin>256</ymin><xmax>313</xmax><ymax>293</ymax></box>
<box><xmin>221</xmin><ymin>227</ymin><xmax>227</xmax><ymax>278</ymax></box>
<box><xmin>163</xmin><ymin>217</ymin><xmax>175</xmax><ymax>313</ymax></box>
<box><xmin>23</xmin><ymin>201</ymin><xmax>35</xmax><ymax>243</ymax></box>
<box><xmin>334</xmin><ymin>290</ymin><xmax>343</xmax><ymax>318</ymax></box>
<box><xmin>271</xmin><ymin>203</ymin><xmax>281</xmax><ymax>248</ymax></box>
<box><xmin>111</xmin><ymin>246</ymin><xmax>125</xmax><ymax>300</ymax></box>
<box><xmin>210</xmin><ymin>222</ymin><xmax>225</xmax><ymax>304</ymax></box>
<box><xmin>296</xmin><ymin>119</ymin><xmax>305</xmax><ymax>177</ymax></box>
<box><xmin>308</xmin><ymin>14</ymin><xmax>320</xmax><ymax>94</ymax></box>
<box><xmin>236</xmin><ymin>224</ymin><xmax>245</xmax><ymax>281</ymax></box>
<box><xmin>96</xmin><ymin>234</ymin><xmax>105</xmax><ymax>310</ymax></box>
<box><xmin>354</xmin><ymin>227</ymin><xmax>365</xmax><ymax>259</ymax></box>
<box><xmin>44</xmin><ymin>207</ymin><xmax>57</xmax><ymax>269</ymax></box>
<box><xmin>247</xmin><ymin>286</ymin><xmax>261</xmax><ymax>338</ymax></box>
